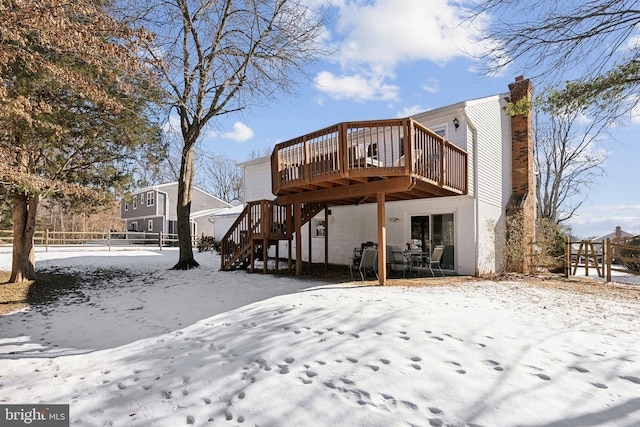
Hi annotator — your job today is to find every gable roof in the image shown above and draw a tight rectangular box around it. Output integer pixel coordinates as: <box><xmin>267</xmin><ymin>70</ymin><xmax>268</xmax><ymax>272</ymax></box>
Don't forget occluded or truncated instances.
<box><xmin>126</xmin><ymin>182</ymin><xmax>233</xmax><ymax>209</ymax></box>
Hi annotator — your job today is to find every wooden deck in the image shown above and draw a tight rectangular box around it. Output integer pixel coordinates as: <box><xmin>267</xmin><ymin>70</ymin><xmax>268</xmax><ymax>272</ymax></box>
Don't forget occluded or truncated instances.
<box><xmin>271</xmin><ymin>118</ymin><xmax>467</xmax><ymax>205</ymax></box>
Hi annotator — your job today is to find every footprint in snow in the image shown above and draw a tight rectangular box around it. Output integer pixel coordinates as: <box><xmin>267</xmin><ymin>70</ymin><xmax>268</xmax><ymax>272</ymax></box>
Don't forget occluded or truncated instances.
<box><xmin>284</xmin><ymin>357</ymin><xmax>295</xmax><ymax>364</ymax></box>
<box><xmin>367</xmin><ymin>365</ymin><xmax>380</xmax><ymax>372</ymax></box>
<box><xmin>380</xmin><ymin>359</ymin><xmax>391</xmax><ymax>365</ymax></box>
<box><xmin>536</xmin><ymin>373</ymin><xmax>551</xmax><ymax>381</ymax></box>
<box><xmin>569</xmin><ymin>366</ymin><xmax>590</xmax><ymax>373</ymax></box>
<box><xmin>591</xmin><ymin>382</ymin><xmax>608</xmax><ymax>389</ymax></box>
<box><xmin>411</xmin><ymin>364</ymin><xmax>422</xmax><ymax>370</ymax></box>
<box><xmin>347</xmin><ymin>357</ymin><xmax>358</xmax><ymax>364</ymax></box>
<box><xmin>620</xmin><ymin>375</ymin><xmax>640</xmax><ymax>384</ymax></box>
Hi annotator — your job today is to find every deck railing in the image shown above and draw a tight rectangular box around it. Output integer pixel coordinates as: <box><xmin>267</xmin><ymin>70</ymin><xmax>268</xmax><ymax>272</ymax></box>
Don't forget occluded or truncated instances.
<box><xmin>271</xmin><ymin>118</ymin><xmax>467</xmax><ymax>195</ymax></box>
<box><xmin>220</xmin><ymin>200</ymin><xmax>290</xmax><ymax>270</ymax></box>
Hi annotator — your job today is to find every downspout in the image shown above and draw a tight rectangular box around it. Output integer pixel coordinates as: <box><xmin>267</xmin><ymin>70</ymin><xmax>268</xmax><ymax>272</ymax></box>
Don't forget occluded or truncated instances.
<box><xmin>462</xmin><ymin>109</ymin><xmax>480</xmax><ymax>276</ymax></box>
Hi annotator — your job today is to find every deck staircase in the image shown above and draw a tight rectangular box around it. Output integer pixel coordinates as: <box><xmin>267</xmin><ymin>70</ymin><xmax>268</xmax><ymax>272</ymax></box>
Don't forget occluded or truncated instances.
<box><xmin>220</xmin><ymin>200</ymin><xmax>324</xmax><ymax>271</ymax></box>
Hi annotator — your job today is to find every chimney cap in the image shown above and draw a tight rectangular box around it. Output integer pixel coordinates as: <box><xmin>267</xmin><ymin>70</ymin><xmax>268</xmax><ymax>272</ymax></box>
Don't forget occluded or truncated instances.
<box><xmin>515</xmin><ymin>75</ymin><xmax>524</xmax><ymax>82</ymax></box>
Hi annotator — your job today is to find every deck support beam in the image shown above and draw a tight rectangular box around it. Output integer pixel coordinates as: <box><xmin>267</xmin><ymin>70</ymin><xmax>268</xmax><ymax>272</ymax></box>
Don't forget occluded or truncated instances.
<box><xmin>377</xmin><ymin>192</ymin><xmax>387</xmax><ymax>285</ymax></box>
<box><xmin>294</xmin><ymin>202</ymin><xmax>302</xmax><ymax>276</ymax></box>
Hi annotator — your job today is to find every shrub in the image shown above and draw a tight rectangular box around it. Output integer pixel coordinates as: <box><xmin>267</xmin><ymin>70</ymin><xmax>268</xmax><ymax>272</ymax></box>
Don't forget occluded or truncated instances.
<box><xmin>197</xmin><ymin>235</ymin><xmax>219</xmax><ymax>252</ymax></box>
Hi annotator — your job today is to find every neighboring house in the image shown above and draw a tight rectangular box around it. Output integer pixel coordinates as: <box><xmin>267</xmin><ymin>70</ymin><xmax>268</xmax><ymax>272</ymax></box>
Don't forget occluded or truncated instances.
<box><xmin>221</xmin><ymin>77</ymin><xmax>536</xmax><ymax>282</ymax></box>
<box><xmin>208</xmin><ymin>203</ymin><xmax>246</xmax><ymax>241</ymax></box>
<box><xmin>120</xmin><ymin>182</ymin><xmax>232</xmax><ymax>237</ymax></box>
<box><xmin>595</xmin><ymin>226</ymin><xmax>634</xmax><ymax>242</ymax></box>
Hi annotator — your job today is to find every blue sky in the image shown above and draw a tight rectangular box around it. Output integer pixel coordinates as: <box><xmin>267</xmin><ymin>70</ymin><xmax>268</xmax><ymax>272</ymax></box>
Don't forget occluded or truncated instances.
<box><xmin>186</xmin><ymin>0</ymin><xmax>639</xmax><ymax>239</ymax></box>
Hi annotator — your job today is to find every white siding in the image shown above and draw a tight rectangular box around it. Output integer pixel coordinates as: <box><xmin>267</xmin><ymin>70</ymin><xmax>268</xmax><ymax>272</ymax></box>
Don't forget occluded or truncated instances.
<box><xmin>243</xmin><ymin>157</ymin><xmax>274</xmax><ymax>202</ymax></box>
<box><xmin>293</xmin><ymin>196</ymin><xmax>477</xmax><ymax>275</ymax></box>
<box><xmin>465</xmin><ymin>95</ymin><xmax>511</xmax><ymax>209</ymax></box>
<box><xmin>464</xmin><ymin>94</ymin><xmax>512</xmax><ymax>274</ymax></box>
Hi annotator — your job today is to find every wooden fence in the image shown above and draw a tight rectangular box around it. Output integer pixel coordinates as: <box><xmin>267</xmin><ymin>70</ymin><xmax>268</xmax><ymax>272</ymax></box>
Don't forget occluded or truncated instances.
<box><xmin>564</xmin><ymin>237</ymin><xmax>640</xmax><ymax>282</ymax></box>
<box><xmin>0</xmin><ymin>230</ymin><xmax>199</xmax><ymax>251</ymax></box>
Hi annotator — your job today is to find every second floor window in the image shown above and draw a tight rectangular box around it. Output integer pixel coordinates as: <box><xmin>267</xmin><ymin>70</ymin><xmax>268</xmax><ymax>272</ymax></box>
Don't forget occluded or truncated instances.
<box><xmin>147</xmin><ymin>191</ymin><xmax>154</xmax><ymax>207</ymax></box>
<box><xmin>133</xmin><ymin>197</ymin><xmax>137</xmax><ymax>209</ymax></box>
<box><xmin>124</xmin><ymin>200</ymin><xmax>129</xmax><ymax>211</ymax></box>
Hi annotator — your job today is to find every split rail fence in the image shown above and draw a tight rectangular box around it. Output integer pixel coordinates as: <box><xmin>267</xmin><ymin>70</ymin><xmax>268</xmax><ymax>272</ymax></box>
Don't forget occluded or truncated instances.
<box><xmin>564</xmin><ymin>237</ymin><xmax>640</xmax><ymax>282</ymax></box>
<box><xmin>0</xmin><ymin>230</ymin><xmax>199</xmax><ymax>251</ymax></box>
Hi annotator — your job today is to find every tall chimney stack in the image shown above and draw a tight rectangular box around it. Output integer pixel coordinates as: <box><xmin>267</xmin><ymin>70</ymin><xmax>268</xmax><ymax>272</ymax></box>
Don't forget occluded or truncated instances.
<box><xmin>506</xmin><ymin>77</ymin><xmax>535</xmax><ymax>273</ymax></box>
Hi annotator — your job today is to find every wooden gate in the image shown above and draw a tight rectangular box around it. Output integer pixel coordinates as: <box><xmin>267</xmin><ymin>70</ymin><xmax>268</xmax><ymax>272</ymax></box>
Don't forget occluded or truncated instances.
<box><xmin>565</xmin><ymin>237</ymin><xmax>640</xmax><ymax>282</ymax></box>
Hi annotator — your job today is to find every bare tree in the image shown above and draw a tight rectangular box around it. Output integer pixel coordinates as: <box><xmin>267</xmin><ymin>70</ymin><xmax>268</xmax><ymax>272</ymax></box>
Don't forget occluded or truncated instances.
<box><xmin>125</xmin><ymin>0</ymin><xmax>329</xmax><ymax>269</ymax></box>
<box><xmin>199</xmin><ymin>154</ymin><xmax>244</xmax><ymax>203</ymax></box>
<box><xmin>534</xmin><ymin>91</ymin><xmax>610</xmax><ymax>224</ymax></box>
<box><xmin>474</xmin><ymin>0</ymin><xmax>640</xmax><ymax>119</ymax></box>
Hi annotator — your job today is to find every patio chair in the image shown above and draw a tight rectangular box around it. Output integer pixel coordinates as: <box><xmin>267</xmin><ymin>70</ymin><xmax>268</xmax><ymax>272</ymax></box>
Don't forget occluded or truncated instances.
<box><xmin>349</xmin><ymin>247</ymin><xmax>362</xmax><ymax>279</ymax></box>
<box><xmin>389</xmin><ymin>249</ymin><xmax>408</xmax><ymax>277</ymax></box>
<box><xmin>429</xmin><ymin>245</ymin><xmax>445</xmax><ymax>277</ymax></box>
<box><xmin>359</xmin><ymin>246</ymin><xmax>378</xmax><ymax>281</ymax></box>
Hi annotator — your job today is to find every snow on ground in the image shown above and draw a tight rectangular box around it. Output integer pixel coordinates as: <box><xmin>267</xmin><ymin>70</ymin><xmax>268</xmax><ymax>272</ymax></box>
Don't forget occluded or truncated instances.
<box><xmin>0</xmin><ymin>248</ymin><xmax>639</xmax><ymax>427</ymax></box>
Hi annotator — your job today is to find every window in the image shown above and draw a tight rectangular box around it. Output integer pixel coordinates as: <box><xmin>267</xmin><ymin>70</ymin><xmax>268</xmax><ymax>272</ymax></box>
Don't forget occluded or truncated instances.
<box><xmin>433</xmin><ymin>127</ymin><xmax>447</xmax><ymax>139</ymax></box>
<box><xmin>314</xmin><ymin>219</ymin><xmax>326</xmax><ymax>238</ymax></box>
<box><xmin>130</xmin><ymin>221</ymin><xmax>138</xmax><ymax>231</ymax></box>
<box><xmin>124</xmin><ymin>199</ymin><xmax>129</xmax><ymax>211</ymax></box>
<box><xmin>140</xmin><ymin>194</ymin><xmax>145</xmax><ymax>204</ymax></box>
<box><xmin>133</xmin><ymin>197</ymin><xmax>137</xmax><ymax>209</ymax></box>
<box><xmin>147</xmin><ymin>191</ymin><xmax>154</xmax><ymax>207</ymax></box>
<box><xmin>148</xmin><ymin>219</ymin><xmax>154</xmax><ymax>231</ymax></box>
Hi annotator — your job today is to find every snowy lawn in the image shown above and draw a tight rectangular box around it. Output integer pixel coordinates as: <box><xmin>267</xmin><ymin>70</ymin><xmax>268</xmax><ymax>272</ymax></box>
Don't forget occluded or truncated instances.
<box><xmin>0</xmin><ymin>248</ymin><xmax>639</xmax><ymax>427</ymax></box>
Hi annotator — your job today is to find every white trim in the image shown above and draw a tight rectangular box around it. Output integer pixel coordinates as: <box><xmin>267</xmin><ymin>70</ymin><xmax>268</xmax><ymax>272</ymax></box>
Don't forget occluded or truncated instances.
<box><xmin>147</xmin><ymin>191</ymin><xmax>155</xmax><ymax>207</ymax></box>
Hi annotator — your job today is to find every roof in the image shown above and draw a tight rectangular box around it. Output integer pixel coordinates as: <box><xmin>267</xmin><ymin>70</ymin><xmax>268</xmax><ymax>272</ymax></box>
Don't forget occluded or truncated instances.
<box><xmin>209</xmin><ymin>204</ymin><xmax>245</xmax><ymax>217</ymax></box>
<box><xmin>124</xmin><ymin>182</ymin><xmax>233</xmax><ymax>209</ymax></box>
<box><xmin>595</xmin><ymin>228</ymin><xmax>634</xmax><ymax>241</ymax></box>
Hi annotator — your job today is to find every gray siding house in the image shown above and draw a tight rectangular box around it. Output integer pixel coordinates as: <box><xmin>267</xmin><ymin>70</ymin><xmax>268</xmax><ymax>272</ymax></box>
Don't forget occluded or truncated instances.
<box><xmin>120</xmin><ymin>182</ymin><xmax>232</xmax><ymax>237</ymax></box>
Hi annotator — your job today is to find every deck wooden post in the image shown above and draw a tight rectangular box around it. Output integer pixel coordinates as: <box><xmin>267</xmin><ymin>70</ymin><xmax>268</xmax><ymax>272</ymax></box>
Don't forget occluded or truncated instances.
<box><xmin>377</xmin><ymin>192</ymin><xmax>387</xmax><ymax>285</ymax></box>
<box><xmin>308</xmin><ymin>211</ymin><xmax>312</xmax><ymax>271</ymax></box>
<box><xmin>295</xmin><ymin>202</ymin><xmax>302</xmax><ymax>276</ymax></box>
<box><xmin>324</xmin><ymin>205</ymin><xmax>329</xmax><ymax>271</ymax></box>
<box><xmin>287</xmin><ymin>204</ymin><xmax>292</xmax><ymax>273</ymax></box>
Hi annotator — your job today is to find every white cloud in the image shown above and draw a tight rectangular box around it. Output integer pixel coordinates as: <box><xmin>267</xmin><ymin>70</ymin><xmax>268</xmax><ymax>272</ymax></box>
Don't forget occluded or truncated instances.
<box><xmin>422</xmin><ymin>78</ymin><xmax>440</xmax><ymax>94</ymax></box>
<box><xmin>397</xmin><ymin>105</ymin><xmax>424</xmax><ymax>117</ymax></box>
<box><xmin>314</xmin><ymin>71</ymin><xmax>400</xmax><ymax>102</ymax></box>
<box><xmin>221</xmin><ymin>122</ymin><xmax>254</xmax><ymax>143</ymax></box>
<box><xmin>315</xmin><ymin>0</ymin><xmax>492</xmax><ymax>101</ymax></box>
<box><xmin>568</xmin><ymin>205</ymin><xmax>640</xmax><ymax>237</ymax></box>
<box><xmin>162</xmin><ymin>115</ymin><xmax>181</xmax><ymax>134</ymax></box>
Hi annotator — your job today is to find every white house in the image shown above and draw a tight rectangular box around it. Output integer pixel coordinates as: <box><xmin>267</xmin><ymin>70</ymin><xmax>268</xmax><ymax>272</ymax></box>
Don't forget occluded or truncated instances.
<box><xmin>221</xmin><ymin>77</ymin><xmax>536</xmax><ymax>282</ymax></box>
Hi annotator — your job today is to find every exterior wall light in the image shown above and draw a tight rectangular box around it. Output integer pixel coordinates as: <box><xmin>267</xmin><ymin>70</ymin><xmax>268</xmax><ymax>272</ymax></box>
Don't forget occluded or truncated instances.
<box><xmin>453</xmin><ymin>117</ymin><xmax>460</xmax><ymax>130</ymax></box>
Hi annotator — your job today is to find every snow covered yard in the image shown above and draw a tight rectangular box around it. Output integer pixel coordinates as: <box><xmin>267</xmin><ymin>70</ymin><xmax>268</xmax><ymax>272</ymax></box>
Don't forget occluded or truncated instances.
<box><xmin>0</xmin><ymin>248</ymin><xmax>639</xmax><ymax>426</ymax></box>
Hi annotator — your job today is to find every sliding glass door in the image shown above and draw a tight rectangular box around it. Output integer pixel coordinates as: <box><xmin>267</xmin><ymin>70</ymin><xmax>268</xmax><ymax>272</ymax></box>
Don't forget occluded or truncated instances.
<box><xmin>410</xmin><ymin>213</ymin><xmax>455</xmax><ymax>270</ymax></box>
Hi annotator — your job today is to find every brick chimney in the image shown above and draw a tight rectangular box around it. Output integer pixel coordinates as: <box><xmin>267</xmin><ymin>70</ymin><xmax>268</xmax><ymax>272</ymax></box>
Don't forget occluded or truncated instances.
<box><xmin>506</xmin><ymin>76</ymin><xmax>535</xmax><ymax>273</ymax></box>
<box><xmin>615</xmin><ymin>226</ymin><xmax>622</xmax><ymax>240</ymax></box>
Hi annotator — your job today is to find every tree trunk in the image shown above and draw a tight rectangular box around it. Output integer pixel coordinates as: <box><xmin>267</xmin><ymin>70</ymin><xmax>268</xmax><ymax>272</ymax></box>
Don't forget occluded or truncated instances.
<box><xmin>10</xmin><ymin>192</ymin><xmax>39</xmax><ymax>283</ymax></box>
<box><xmin>172</xmin><ymin>146</ymin><xmax>200</xmax><ymax>269</ymax></box>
